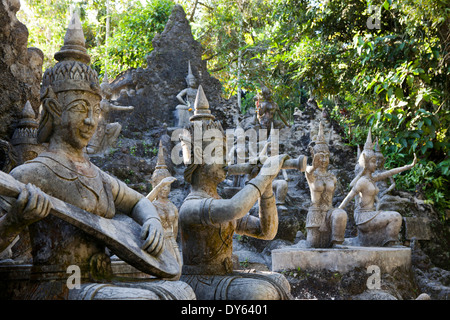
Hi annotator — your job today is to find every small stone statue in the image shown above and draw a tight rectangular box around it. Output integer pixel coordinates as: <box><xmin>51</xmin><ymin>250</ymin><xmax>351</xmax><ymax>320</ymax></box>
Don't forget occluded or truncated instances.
<box><xmin>178</xmin><ymin>85</ymin><xmax>292</xmax><ymax>300</ymax></box>
<box><xmin>10</xmin><ymin>101</ymin><xmax>46</xmax><ymax>165</ymax></box>
<box><xmin>255</xmin><ymin>85</ymin><xmax>289</xmax><ymax>134</ymax></box>
<box><xmin>86</xmin><ymin>73</ymin><xmax>134</xmax><ymax>155</ymax></box>
<box><xmin>339</xmin><ymin>129</ymin><xmax>417</xmax><ymax>247</ymax></box>
<box><xmin>175</xmin><ymin>61</ymin><xmax>197</xmax><ymax>127</ymax></box>
<box><xmin>0</xmin><ymin>12</ymin><xmax>194</xmax><ymax>300</ymax></box>
<box><xmin>146</xmin><ymin>140</ymin><xmax>182</xmax><ymax>276</ymax></box>
<box><xmin>305</xmin><ymin>122</ymin><xmax>347</xmax><ymax>248</ymax></box>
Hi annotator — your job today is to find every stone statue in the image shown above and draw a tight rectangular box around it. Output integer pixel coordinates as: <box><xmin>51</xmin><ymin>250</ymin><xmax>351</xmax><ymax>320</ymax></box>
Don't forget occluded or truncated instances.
<box><xmin>146</xmin><ymin>140</ymin><xmax>182</xmax><ymax>277</ymax></box>
<box><xmin>0</xmin><ymin>12</ymin><xmax>194</xmax><ymax>300</ymax></box>
<box><xmin>10</xmin><ymin>101</ymin><xmax>46</xmax><ymax>165</ymax></box>
<box><xmin>255</xmin><ymin>85</ymin><xmax>289</xmax><ymax>134</ymax></box>
<box><xmin>339</xmin><ymin>129</ymin><xmax>417</xmax><ymax>247</ymax></box>
<box><xmin>86</xmin><ymin>73</ymin><xmax>134</xmax><ymax>155</ymax></box>
<box><xmin>178</xmin><ymin>85</ymin><xmax>292</xmax><ymax>300</ymax></box>
<box><xmin>305</xmin><ymin>122</ymin><xmax>347</xmax><ymax>248</ymax></box>
<box><xmin>175</xmin><ymin>61</ymin><xmax>197</xmax><ymax>127</ymax></box>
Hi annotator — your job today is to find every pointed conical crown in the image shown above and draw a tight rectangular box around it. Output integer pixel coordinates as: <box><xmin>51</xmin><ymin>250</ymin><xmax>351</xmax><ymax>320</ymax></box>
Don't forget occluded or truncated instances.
<box><xmin>41</xmin><ymin>11</ymin><xmax>100</xmax><ymax>100</ymax></box>
<box><xmin>151</xmin><ymin>140</ymin><xmax>171</xmax><ymax>187</ymax></box>
<box><xmin>11</xmin><ymin>101</ymin><xmax>39</xmax><ymax>145</ymax></box>
<box><xmin>312</xmin><ymin>121</ymin><xmax>329</xmax><ymax>154</ymax></box>
<box><xmin>186</xmin><ymin>60</ymin><xmax>195</xmax><ymax>80</ymax></box>
<box><xmin>190</xmin><ymin>85</ymin><xmax>215</xmax><ymax>121</ymax></box>
<box><xmin>54</xmin><ymin>11</ymin><xmax>90</xmax><ymax>64</ymax></box>
<box><xmin>364</xmin><ymin>128</ymin><xmax>374</xmax><ymax>151</ymax></box>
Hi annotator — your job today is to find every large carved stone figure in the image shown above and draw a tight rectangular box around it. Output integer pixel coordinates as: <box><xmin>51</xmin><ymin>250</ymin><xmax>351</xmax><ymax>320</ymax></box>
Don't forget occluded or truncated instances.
<box><xmin>86</xmin><ymin>74</ymin><xmax>134</xmax><ymax>155</ymax></box>
<box><xmin>175</xmin><ymin>61</ymin><xmax>197</xmax><ymax>127</ymax></box>
<box><xmin>305</xmin><ymin>122</ymin><xmax>347</xmax><ymax>248</ymax></box>
<box><xmin>178</xmin><ymin>85</ymin><xmax>292</xmax><ymax>300</ymax></box>
<box><xmin>0</xmin><ymin>13</ymin><xmax>194</xmax><ymax>300</ymax></box>
<box><xmin>146</xmin><ymin>140</ymin><xmax>182</xmax><ymax>276</ymax></box>
<box><xmin>339</xmin><ymin>129</ymin><xmax>417</xmax><ymax>247</ymax></box>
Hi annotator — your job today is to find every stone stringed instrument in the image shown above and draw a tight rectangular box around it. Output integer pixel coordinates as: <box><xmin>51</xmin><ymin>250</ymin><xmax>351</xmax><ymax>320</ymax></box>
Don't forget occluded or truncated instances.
<box><xmin>0</xmin><ymin>170</ymin><xmax>179</xmax><ymax>279</ymax></box>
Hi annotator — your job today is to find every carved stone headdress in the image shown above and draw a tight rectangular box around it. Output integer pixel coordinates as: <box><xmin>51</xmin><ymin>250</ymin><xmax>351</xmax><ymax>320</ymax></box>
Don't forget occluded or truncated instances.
<box><xmin>311</xmin><ymin>121</ymin><xmax>330</xmax><ymax>155</ymax></box>
<box><xmin>38</xmin><ymin>11</ymin><xmax>101</xmax><ymax>143</ymax></box>
<box><xmin>151</xmin><ymin>140</ymin><xmax>172</xmax><ymax>187</ymax></box>
<box><xmin>358</xmin><ymin>127</ymin><xmax>376</xmax><ymax>169</ymax></box>
<box><xmin>185</xmin><ymin>60</ymin><xmax>196</xmax><ymax>83</ymax></box>
<box><xmin>180</xmin><ymin>85</ymin><xmax>225</xmax><ymax>183</ymax></box>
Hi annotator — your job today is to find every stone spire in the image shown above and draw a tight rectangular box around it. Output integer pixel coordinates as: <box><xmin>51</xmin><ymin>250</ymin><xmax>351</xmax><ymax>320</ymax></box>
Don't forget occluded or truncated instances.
<box><xmin>364</xmin><ymin>127</ymin><xmax>374</xmax><ymax>151</ymax></box>
<box><xmin>151</xmin><ymin>140</ymin><xmax>171</xmax><ymax>187</ymax></box>
<box><xmin>190</xmin><ymin>85</ymin><xmax>215</xmax><ymax>121</ymax></box>
<box><xmin>11</xmin><ymin>101</ymin><xmax>39</xmax><ymax>146</ymax></box>
<box><xmin>54</xmin><ymin>11</ymin><xmax>90</xmax><ymax>64</ymax></box>
<box><xmin>186</xmin><ymin>60</ymin><xmax>194</xmax><ymax>80</ymax></box>
<box><xmin>155</xmin><ymin>140</ymin><xmax>167</xmax><ymax>170</ymax></box>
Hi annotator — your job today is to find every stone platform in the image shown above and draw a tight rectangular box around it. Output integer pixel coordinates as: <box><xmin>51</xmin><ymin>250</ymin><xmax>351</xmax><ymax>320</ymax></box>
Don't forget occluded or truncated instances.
<box><xmin>272</xmin><ymin>245</ymin><xmax>411</xmax><ymax>273</ymax></box>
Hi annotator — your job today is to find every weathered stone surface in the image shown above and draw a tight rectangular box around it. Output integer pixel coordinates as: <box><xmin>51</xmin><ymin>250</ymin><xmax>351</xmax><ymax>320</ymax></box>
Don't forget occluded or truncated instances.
<box><xmin>0</xmin><ymin>0</ymin><xmax>43</xmax><ymax>141</ymax></box>
<box><xmin>108</xmin><ymin>5</ymin><xmax>238</xmax><ymax>134</ymax></box>
<box><xmin>403</xmin><ymin>217</ymin><xmax>432</xmax><ymax>240</ymax></box>
<box><xmin>272</xmin><ymin>245</ymin><xmax>412</xmax><ymax>274</ymax></box>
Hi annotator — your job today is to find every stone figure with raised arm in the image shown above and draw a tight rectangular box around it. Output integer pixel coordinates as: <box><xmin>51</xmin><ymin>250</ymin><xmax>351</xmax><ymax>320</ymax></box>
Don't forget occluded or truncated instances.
<box><xmin>304</xmin><ymin>122</ymin><xmax>347</xmax><ymax>248</ymax></box>
<box><xmin>86</xmin><ymin>73</ymin><xmax>134</xmax><ymax>155</ymax></box>
<box><xmin>0</xmin><ymin>12</ymin><xmax>194</xmax><ymax>300</ymax></box>
<box><xmin>178</xmin><ymin>85</ymin><xmax>292</xmax><ymax>300</ymax></box>
<box><xmin>175</xmin><ymin>61</ymin><xmax>197</xmax><ymax>127</ymax></box>
<box><xmin>339</xmin><ymin>129</ymin><xmax>417</xmax><ymax>247</ymax></box>
<box><xmin>146</xmin><ymin>140</ymin><xmax>182</xmax><ymax>276</ymax></box>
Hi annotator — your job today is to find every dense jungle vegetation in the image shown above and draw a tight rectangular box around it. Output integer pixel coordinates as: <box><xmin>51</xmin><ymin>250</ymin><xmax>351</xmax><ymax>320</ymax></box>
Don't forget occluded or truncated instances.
<box><xmin>18</xmin><ymin>0</ymin><xmax>449</xmax><ymax>221</ymax></box>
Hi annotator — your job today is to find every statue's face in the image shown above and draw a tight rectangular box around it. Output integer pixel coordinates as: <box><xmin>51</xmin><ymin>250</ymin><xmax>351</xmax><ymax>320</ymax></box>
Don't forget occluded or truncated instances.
<box><xmin>159</xmin><ymin>185</ymin><xmax>171</xmax><ymax>199</ymax></box>
<box><xmin>366</xmin><ymin>155</ymin><xmax>377</xmax><ymax>173</ymax></box>
<box><xmin>187</xmin><ymin>76</ymin><xmax>196</xmax><ymax>88</ymax></box>
<box><xmin>57</xmin><ymin>91</ymin><xmax>101</xmax><ymax>150</ymax></box>
<box><xmin>316</xmin><ymin>152</ymin><xmax>330</xmax><ymax>170</ymax></box>
<box><xmin>201</xmin><ymin>142</ymin><xmax>228</xmax><ymax>184</ymax></box>
<box><xmin>376</xmin><ymin>154</ymin><xmax>385</xmax><ymax>169</ymax></box>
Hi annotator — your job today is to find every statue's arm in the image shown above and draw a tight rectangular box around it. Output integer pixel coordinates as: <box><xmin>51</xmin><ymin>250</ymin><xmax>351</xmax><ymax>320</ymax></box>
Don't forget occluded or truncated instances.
<box><xmin>1</xmin><ymin>166</ymin><xmax>52</xmax><ymax>252</ymax></box>
<box><xmin>235</xmin><ymin>189</ymin><xmax>278</xmax><ymax>240</ymax></box>
<box><xmin>339</xmin><ymin>187</ymin><xmax>358</xmax><ymax>209</ymax></box>
<box><xmin>176</xmin><ymin>89</ymin><xmax>188</xmax><ymax>104</ymax></box>
<box><xmin>108</xmin><ymin>103</ymin><xmax>134</xmax><ymax>112</ymax></box>
<box><xmin>374</xmin><ymin>154</ymin><xmax>417</xmax><ymax>182</ymax></box>
<box><xmin>146</xmin><ymin>177</ymin><xmax>177</xmax><ymax>202</ymax></box>
<box><xmin>105</xmin><ymin>173</ymin><xmax>164</xmax><ymax>255</ymax></box>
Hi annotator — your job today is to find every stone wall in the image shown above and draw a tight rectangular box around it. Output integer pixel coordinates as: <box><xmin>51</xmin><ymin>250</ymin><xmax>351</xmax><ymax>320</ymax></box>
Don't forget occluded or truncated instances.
<box><xmin>108</xmin><ymin>4</ymin><xmax>238</xmax><ymax>134</ymax></box>
<box><xmin>0</xmin><ymin>0</ymin><xmax>43</xmax><ymax>141</ymax></box>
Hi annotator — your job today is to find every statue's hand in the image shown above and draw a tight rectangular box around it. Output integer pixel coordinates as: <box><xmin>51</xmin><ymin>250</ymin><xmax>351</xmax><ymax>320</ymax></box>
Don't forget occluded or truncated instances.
<box><xmin>9</xmin><ymin>183</ymin><xmax>52</xmax><ymax>226</ymax></box>
<box><xmin>260</xmin><ymin>154</ymin><xmax>289</xmax><ymax>180</ymax></box>
<box><xmin>160</xmin><ymin>176</ymin><xmax>177</xmax><ymax>187</ymax></box>
<box><xmin>140</xmin><ymin>218</ymin><xmax>164</xmax><ymax>257</ymax></box>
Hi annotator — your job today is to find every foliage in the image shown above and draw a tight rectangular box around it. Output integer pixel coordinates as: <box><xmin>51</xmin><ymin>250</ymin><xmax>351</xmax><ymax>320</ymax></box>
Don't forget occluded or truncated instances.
<box><xmin>18</xmin><ymin>0</ymin><xmax>174</xmax><ymax>79</ymax></box>
<box><xmin>17</xmin><ymin>0</ymin><xmax>450</xmax><ymax>219</ymax></box>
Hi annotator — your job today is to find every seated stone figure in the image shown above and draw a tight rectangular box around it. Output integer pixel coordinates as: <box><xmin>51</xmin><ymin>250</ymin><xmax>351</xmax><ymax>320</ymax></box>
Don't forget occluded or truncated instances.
<box><xmin>178</xmin><ymin>85</ymin><xmax>292</xmax><ymax>300</ymax></box>
<box><xmin>86</xmin><ymin>73</ymin><xmax>134</xmax><ymax>155</ymax></box>
<box><xmin>0</xmin><ymin>12</ymin><xmax>194</xmax><ymax>300</ymax></box>
<box><xmin>305</xmin><ymin>122</ymin><xmax>347</xmax><ymax>248</ymax></box>
<box><xmin>175</xmin><ymin>61</ymin><xmax>197</xmax><ymax>127</ymax></box>
<box><xmin>146</xmin><ymin>140</ymin><xmax>182</xmax><ymax>276</ymax></box>
<box><xmin>339</xmin><ymin>129</ymin><xmax>417</xmax><ymax>247</ymax></box>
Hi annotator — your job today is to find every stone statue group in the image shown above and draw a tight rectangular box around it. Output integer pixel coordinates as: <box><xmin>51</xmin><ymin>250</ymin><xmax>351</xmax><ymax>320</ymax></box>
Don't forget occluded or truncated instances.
<box><xmin>0</xmin><ymin>12</ymin><xmax>417</xmax><ymax>300</ymax></box>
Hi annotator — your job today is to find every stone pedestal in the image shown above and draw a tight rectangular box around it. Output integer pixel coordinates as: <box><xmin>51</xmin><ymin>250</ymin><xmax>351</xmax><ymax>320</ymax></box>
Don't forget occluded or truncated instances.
<box><xmin>272</xmin><ymin>245</ymin><xmax>411</xmax><ymax>273</ymax></box>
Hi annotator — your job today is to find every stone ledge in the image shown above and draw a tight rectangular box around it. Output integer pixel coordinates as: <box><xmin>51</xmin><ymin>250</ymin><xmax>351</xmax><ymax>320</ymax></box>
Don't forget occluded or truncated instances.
<box><xmin>272</xmin><ymin>245</ymin><xmax>411</xmax><ymax>274</ymax></box>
